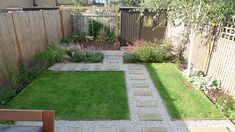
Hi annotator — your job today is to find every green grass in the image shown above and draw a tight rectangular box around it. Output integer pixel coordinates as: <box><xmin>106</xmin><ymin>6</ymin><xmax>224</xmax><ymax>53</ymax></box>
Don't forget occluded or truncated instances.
<box><xmin>146</xmin><ymin>63</ymin><xmax>225</xmax><ymax>119</ymax></box>
<box><xmin>6</xmin><ymin>71</ymin><xmax>129</xmax><ymax>120</ymax></box>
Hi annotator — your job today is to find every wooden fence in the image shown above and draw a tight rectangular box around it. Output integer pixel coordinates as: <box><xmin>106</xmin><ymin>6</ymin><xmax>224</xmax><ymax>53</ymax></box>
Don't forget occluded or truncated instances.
<box><xmin>0</xmin><ymin>8</ymin><xmax>72</xmax><ymax>86</ymax></box>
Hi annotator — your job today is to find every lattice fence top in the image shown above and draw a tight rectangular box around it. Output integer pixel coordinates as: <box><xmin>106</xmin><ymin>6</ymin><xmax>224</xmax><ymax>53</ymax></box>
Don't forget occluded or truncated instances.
<box><xmin>221</xmin><ymin>16</ymin><xmax>235</xmax><ymax>41</ymax></box>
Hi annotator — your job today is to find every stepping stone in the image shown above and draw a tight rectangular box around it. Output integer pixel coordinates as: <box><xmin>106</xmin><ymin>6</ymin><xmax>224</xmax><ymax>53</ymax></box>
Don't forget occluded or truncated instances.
<box><xmin>136</xmin><ymin>100</ymin><xmax>157</xmax><ymax>107</ymax></box>
<box><xmin>130</xmin><ymin>76</ymin><xmax>146</xmax><ymax>81</ymax></box>
<box><xmin>94</xmin><ymin>65</ymin><xmax>103</xmax><ymax>70</ymax></box>
<box><xmin>95</xmin><ymin>128</ymin><xmax>112</xmax><ymax>132</ymax></box>
<box><xmin>142</xmin><ymin>127</ymin><xmax>167</xmax><ymax>132</ymax></box>
<box><xmin>131</xmin><ymin>83</ymin><xmax>149</xmax><ymax>88</ymax></box>
<box><xmin>106</xmin><ymin>60</ymin><xmax>119</xmax><ymax>64</ymax></box>
<box><xmin>128</xmin><ymin>65</ymin><xmax>144</xmax><ymax>70</ymax></box>
<box><xmin>69</xmin><ymin>127</ymin><xmax>82</xmax><ymax>132</ymax></box>
<box><xmin>187</xmin><ymin>126</ymin><xmax>229</xmax><ymax>132</ymax></box>
<box><xmin>129</xmin><ymin>71</ymin><xmax>145</xmax><ymax>75</ymax></box>
<box><xmin>139</xmin><ymin>113</ymin><xmax>163</xmax><ymax>121</ymax></box>
<box><xmin>134</xmin><ymin>89</ymin><xmax>152</xmax><ymax>96</ymax></box>
<box><xmin>120</xmin><ymin>127</ymin><xmax>133</xmax><ymax>132</ymax></box>
<box><xmin>105</xmin><ymin>64</ymin><xmax>119</xmax><ymax>70</ymax></box>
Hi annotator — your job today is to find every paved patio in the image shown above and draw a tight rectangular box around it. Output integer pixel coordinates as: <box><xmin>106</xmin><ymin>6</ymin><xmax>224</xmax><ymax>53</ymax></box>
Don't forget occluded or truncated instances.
<box><xmin>19</xmin><ymin>51</ymin><xmax>235</xmax><ymax>132</ymax></box>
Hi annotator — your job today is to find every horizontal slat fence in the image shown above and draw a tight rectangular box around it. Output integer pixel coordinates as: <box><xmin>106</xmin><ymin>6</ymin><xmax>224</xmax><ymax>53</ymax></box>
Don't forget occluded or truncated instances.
<box><xmin>0</xmin><ymin>8</ymin><xmax>72</xmax><ymax>87</ymax></box>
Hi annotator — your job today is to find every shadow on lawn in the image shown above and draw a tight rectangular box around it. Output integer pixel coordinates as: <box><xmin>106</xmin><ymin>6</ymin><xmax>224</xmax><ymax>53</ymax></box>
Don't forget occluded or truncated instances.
<box><xmin>147</xmin><ymin>64</ymin><xmax>183</xmax><ymax>119</ymax></box>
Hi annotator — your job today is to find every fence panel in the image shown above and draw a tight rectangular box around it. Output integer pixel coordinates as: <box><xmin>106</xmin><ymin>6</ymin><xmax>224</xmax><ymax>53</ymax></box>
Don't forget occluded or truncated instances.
<box><xmin>43</xmin><ymin>10</ymin><xmax>62</xmax><ymax>44</ymax></box>
<box><xmin>191</xmin><ymin>33</ymin><xmax>208</xmax><ymax>71</ymax></box>
<box><xmin>62</xmin><ymin>8</ymin><xmax>72</xmax><ymax>37</ymax></box>
<box><xmin>12</xmin><ymin>11</ymin><xmax>46</xmax><ymax>64</ymax></box>
<box><xmin>0</xmin><ymin>13</ymin><xmax>21</xmax><ymax>84</ymax></box>
<box><xmin>207</xmin><ymin>39</ymin><xmax>235</xmax><ymax>95</ymax></box>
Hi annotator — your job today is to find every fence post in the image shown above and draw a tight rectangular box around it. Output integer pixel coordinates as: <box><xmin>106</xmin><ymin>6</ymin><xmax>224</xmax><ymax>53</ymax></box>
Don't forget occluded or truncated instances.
<box><xmin>115</xmin><ymin>6</ymin><xmax>119</xmax><ymax>38</ymax></box>
<box><xmin>41</xmin><ymin>10</ymin><xmax>48</xmax><ymax>44</ymax></box>
<box><xmin>10</xmin><ymin>11</ymin><xmax>23</xmax><ymax>63</ymax></box>
<box><xmin>59</xmin><ymin>6</ymin><xmax>65</xmax><ymax>39</ymax></box>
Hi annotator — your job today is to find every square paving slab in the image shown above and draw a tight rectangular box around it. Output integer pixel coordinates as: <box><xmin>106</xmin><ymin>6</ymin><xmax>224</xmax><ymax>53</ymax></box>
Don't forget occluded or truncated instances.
<box><xmin>120</xmin><ymin>127</ymin><xmax>133</xmax><ymax>132</ymax></box>
<box><xmin>142</xmin><ymin>127</ymin><xmax>167</xmax><ymax>132</ymax></box>
<box><xmin>136</xmin><ymin>99</ymin><xmax>157</xmax><ymax>107</ymax></box>
<box><xmin>69</xmin><ymin>127</ymin><xmax>82</xmax><ymax>132</ymax></box>
<box><xmin>139</xmin><ymin>113</ymin><xmax>163</xmax><ymax>121</ymax></box>
<box><xmin>134</xmin><ymin>89</ymin><xmax>152</xmax><ymax>96</ymax></box>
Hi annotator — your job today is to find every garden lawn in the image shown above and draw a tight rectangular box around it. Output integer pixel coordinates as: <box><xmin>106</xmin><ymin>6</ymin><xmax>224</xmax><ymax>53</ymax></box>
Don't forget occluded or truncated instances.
<box><xmin>146</xmin><ymin>63</ymin><xmax>225</xmax><ymax>119</ymax></box>
<box><xmin>6</xmin><ymin>71</ymin><xmax>129</xmax><ymax>120</ymax></box>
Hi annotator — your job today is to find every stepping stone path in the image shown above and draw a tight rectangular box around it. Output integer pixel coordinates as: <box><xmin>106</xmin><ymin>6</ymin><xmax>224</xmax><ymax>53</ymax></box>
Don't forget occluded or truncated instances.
<box><xmin>30</xmin><ymin>51</ymin><xmax>234</xmax><ymax>132</ymax></box>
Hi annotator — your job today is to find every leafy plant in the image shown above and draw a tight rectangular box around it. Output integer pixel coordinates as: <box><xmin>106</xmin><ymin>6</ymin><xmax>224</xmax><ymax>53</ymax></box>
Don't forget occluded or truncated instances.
<box><xmin>89</xmin><ymin>20</ymin><xmax>103</xmax><ymax>39</ymax></box>
<box><xmin>188</xmin><ymin>69</ymin><xmax>222</xmax><ymax>93</ymax></box>
<box><xmin>84</xmin><ymin>52</ymin><xmax>104</xmax><ymax>63</ymax></box>
<box><xmin>72</xmin><ymin>51</ymin><xmax>84</xmax><ymax>62</ymax></box>
<box><xmin>123</xmin><ymin>53</ymin><xmax>139</xmax><ymax>63</ymax></box>
<box><xmin>0</xmin><ymin>88</ymin><xmax>16</xmax><ymax>107</ymax></box>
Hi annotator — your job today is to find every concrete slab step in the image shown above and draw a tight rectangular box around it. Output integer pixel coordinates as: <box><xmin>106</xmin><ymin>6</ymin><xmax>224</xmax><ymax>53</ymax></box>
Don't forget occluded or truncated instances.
<box><xmin>139</xmin><ymin>113</ymin><xmax>163</xmax><ymax>121</ymax></box>
<box><xmin>134</xmin><ymin>89</ymin><xmax>152</xmax><ymax>96</ymax></box>
<box><xmin>136</xmin><ymin>99</ymin><xmax>157</xmax><ymax>107</ymax></box>
<box><xmin>142</xmin><ymin>127</ymin><xmax>167</xmax><ymax>132</ymax></box>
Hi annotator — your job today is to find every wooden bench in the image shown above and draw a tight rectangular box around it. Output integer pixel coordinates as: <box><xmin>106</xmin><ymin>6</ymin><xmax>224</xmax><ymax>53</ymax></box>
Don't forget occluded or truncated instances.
<box><xmin>0</xmin><ymin>109</ymin><xmax>55</xmax><ymax>132</ymax></box>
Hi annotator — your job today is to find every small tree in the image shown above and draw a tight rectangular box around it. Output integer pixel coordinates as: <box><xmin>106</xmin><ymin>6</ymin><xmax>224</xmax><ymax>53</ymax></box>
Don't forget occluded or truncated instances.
<box><xmin>141</xmin><ymin>0</ymin><xmax>235</xmax><ymax>76</ymax></box>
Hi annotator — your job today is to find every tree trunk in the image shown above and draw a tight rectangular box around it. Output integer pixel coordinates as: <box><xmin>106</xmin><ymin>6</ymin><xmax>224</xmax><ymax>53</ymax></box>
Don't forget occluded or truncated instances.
<box><xmin>186</xmin><ymin>27</ymin><xmax>196</xmax><ymax>76</ymax></box>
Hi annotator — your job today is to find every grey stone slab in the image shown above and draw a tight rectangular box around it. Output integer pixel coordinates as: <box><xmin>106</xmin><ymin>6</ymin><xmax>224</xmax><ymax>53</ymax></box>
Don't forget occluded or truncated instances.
<box><xmin>131</xmin><ymin>83</ymin><xmax>149</xmax><ymax>88</ymax></box>
<box><xmin>66</xmin><ymin>64</ymin><xmax>78</xmax><ymax>70</ymax></box>
<box><xmin>139</xmin><ymin>113</ymin><xmax>163</xmax><ymax>121</ymax></box>
<box><xmin>130</xmin><ymin>76</ymin><xmax>146</xmax><ymax>81</ymax></box>
<box><xmin>104</xmin><ymin>64</ymin><xmax>119</xmax><ymax>70</ymax></box>
<box><xmin>142</xmin><ymin>127</ymin><xmax>167</xmax><ymax>132</ymax></box>
<box><xmin>128</xmin><ymin>65</ymin><xmax>144</xmax><ymax>70</ymax></box>
<box><xmin>119</xmin><ymin>127</ymin><xmax>133</xmax><ymax>132</ymax></box>
<box><xmin>69</xmin><ymin>127</ymin><xmax>82</xmax><ymax>132</ymax></box>
<box><xmin>134</xmin><ymin>89</ymin><xmax>152</xmax><ymax>96</ymax></box>
<box><xmin>95</xmin><ymin>128</ymin><xmax>112</xmax><ymax>132</ymax></box>
<box><xmin>187</xmin><ymin>126</ymin><xmax>229</xmax><ymax>132</ymax></box>
<box><xmin>129</xmin><ymin>71</ymin><xmax>145</xmax><ymax>75</ymax></box>
<box><xmin>136</xmin><ymin>99</ymin><xmax>157</xmax><ymax>107</ymax></box>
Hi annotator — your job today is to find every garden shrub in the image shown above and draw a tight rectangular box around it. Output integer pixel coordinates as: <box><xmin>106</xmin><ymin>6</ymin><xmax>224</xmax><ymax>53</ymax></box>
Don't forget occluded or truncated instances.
<box><xmin>123</xmin><ymin>40</ymin><xmax>177</xmax><ymax>63</ymax></box>
<box><xmin>72</xmin><ymin>50</ymin><xmax>104</xmax><ymax>63</ymax></box>
<box><xmin>89</xmin><ymin>20</ymin><xmax>103</xmax><ymax>39</ymax></box>
<box><xmin>0</xmin><ymin>88</ymin><xmax>16</xmax><ymax>107</ymax></box>
<box><xmin>73</xmin><ymin>51</ymin><xmax>84</xmax><ymax>62</ymax></box>
<box><xmin>123</xmin><ymin>53</ymin><xmax>139</xmax><ymax>63</ymax></box>
<box><xmin>133</xmin><ymin>44</ymin><xmax>163</xmax><ymax>63</ymax></box>
<box><xmin>84</xmin><ymin>52</ymin><xmax>104</xmax><ymax>63</ymax></box>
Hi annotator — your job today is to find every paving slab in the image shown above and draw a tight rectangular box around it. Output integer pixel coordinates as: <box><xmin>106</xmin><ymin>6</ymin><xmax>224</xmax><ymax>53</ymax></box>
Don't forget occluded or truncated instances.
<box><xmin>69</xmin><ymin>127</ymin><xmax>82</xmax><ymax>132</ymax></box>
<box><xmin>139</xmin><ymin>113</ymin><xmax>163</xmax><ymax>121</ymax></box>
<box><xmin>134</xmin><ymin>89</ymin><xmax>152</xmax><ymax>96</ymax></box>
<box><xmin>81</xmin><ymin>66</ymin><xmax>89</xmax><ymax>70</ymax></box>
<box><xmin>129</xmin><ymin>71</ymin><xmax>145</xmax><ymax>75</ymax></box>
<box><xmin>142</xmin><ymin>127</ymin><xmax>167</xmax><ymax>132</ymax></box>
<box><xmin>130</xmin><ymin>76</ymin><xmax>146</xmax><ymax>81</ymax></box>
<box><xmin>131</xmin><ymin>83</ymin><xmax>149</xmax><ymax>88</ymax></box>
<box><xmin>136</xmin><ymin>99</ymin><xmax>157</xmax><ymax>107</ymax></box>
<box><xmin>104</xmin><ymin>64</ymin><xmax>119</xmax><ymax>70</ymax></box>
<box><xmin>187</xmin><ymin>126</ymin><xmax>229</xmax><ymax>132</ymax></box>
<box><xmin>95</xmin><ymin>128</ymin><xmax>113</xmax><ymax>132</ymax></box>
<box><xmin>120</xmin><ymin>127</ymin><xmax>133</xmax><ymax>132</ymax></box>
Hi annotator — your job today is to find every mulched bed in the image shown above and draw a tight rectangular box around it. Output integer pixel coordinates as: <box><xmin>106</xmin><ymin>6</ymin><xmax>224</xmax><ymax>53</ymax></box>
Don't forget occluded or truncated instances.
<box><xmin>82</xmin><ymin>41</ymin><xmax>120</xmax><ymax>50</ymax></box>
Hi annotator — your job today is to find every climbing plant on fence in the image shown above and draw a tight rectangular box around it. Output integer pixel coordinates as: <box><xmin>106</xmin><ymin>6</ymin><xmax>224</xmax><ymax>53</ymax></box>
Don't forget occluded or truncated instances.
<box><xmin>141</xmin><ymin>0</ymin><xmax>235</xmax><ymax>76</ymax></box>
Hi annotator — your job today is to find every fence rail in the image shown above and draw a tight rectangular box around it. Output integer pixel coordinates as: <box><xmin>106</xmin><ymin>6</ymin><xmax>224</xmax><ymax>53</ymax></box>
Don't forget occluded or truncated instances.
<box><xmin>0</xmin><ymin>8</ymin><xmax>72</xmax><ymax>86</ymax></box>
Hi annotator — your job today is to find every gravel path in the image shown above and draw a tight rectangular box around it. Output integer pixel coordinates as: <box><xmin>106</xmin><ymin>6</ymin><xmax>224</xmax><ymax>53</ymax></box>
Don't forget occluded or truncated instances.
<box><xmin>18</xmin><ymin>51</ymin><xmax>235</xmax><ymax>132</ymax></box>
